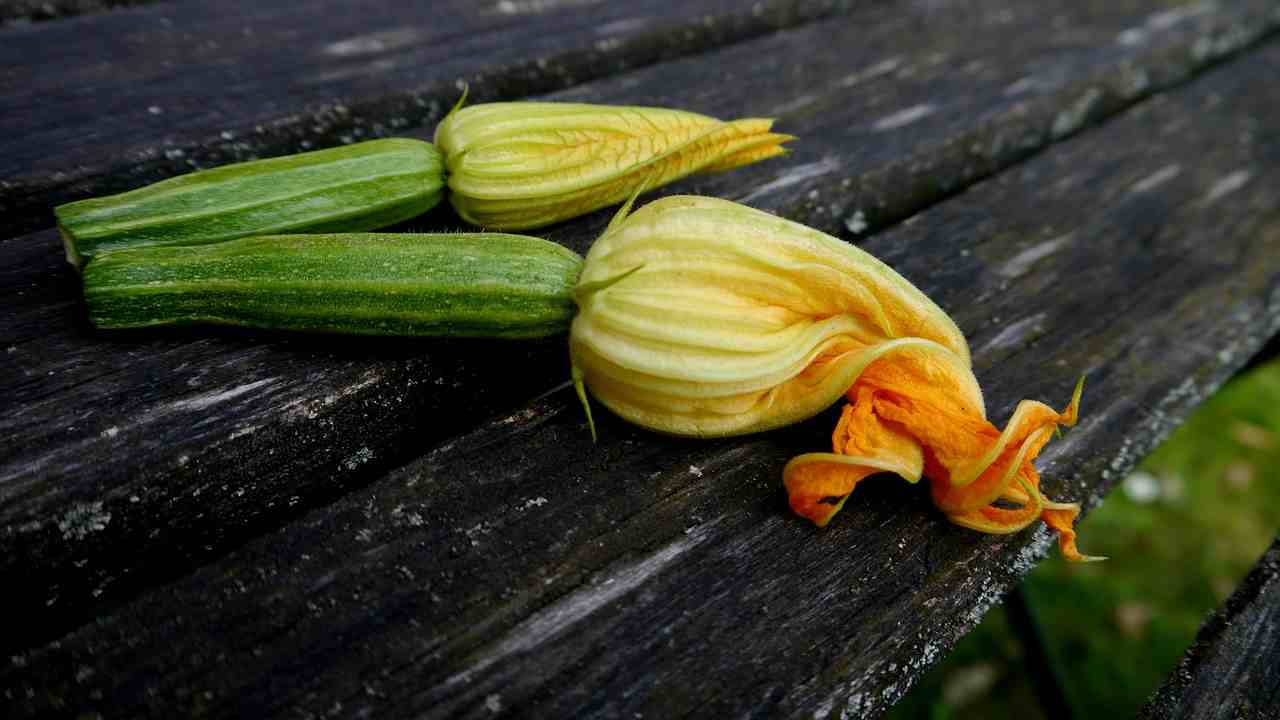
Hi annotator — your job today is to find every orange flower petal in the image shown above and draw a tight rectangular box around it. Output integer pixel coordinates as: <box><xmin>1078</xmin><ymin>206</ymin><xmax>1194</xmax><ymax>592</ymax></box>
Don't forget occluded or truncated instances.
<box><xmin>785</xmin><ymin>372</ymin><xmax>1097</xmax><ymax>562</ymax></box>
<box><xmin>1042</xmin><ymin>501</ymin><xmax>1107</xmax><ymax>563</ymax></box>
<box><xmin>783</xmin><ymin>393</ymin><xmax>924</xmax><ymax>526</ymax></box>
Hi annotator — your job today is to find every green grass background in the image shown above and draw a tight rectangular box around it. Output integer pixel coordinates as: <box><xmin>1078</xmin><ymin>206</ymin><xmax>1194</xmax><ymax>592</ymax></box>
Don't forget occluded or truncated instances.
<box><xmin>887</xmin><ymin>361</ymin><xmax>1280</xmax><ymax>720</ymax></box>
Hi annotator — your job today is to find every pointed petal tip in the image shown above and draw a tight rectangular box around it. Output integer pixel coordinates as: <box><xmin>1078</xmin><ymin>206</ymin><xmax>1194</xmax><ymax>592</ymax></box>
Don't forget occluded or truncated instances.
<box><xmin>601</xmin><ymin>177</ymin><xmax>650</xmax><ymax>236</ymax></box>
<box><xmin>1062</xmin><ymin>374</ymin><xmax>1086</xmax><ymax>426</ymax></box>
<box><xmin>571</xmin><ymin>363</ymin><xmax>598</xmax><ymax>443</ymax></box>
<box><xmin>789</xmin><ymin>493</ymin><xmax>845</xmax><ymax>527</ymax></box>
<box><xmin>446</xmin><ymin>84</ymin><xmax>469</xmax><ymax>121</ymax></box>
<box><xmin>1060</xmin><ymin>545</ymin><xmax>1107</xmax><ymax>563</ymax></box>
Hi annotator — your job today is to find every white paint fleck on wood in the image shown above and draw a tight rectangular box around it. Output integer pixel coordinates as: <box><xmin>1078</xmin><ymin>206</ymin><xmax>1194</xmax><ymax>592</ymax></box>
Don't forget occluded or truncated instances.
<box><xmin>1121</xmin><ymin>67</ymin><xmax>1152</xmax><ymax>99</ymax></box>
<box><xmin>518</xmin><ymin>497</ymin><xmax>548</xmax><ymax>511</ymax></box>
<box><xmin>322</xmin><ymin>29</ymin><xmax>422</xmax><ymax>57</ymax></box>
<box><xmin>58</xmin><ymin>501</ymin><xmax>111</xmax><ymax>540</ymax></box>
<box><xmin>997</xmin><ymin>234</ymin><xmax>1071</xmax><ymax>278</ymax></box>
<box><xmin>1147</xmin><ymin>3</ymin><xmax>1211</xmax><ymax>31</ymax></box>
<box><xmin>1130</xmin><ymin>163</ymin><xmax>1182</xmax><ymax>194</ymax></box>
<box><xmin>1002</xmin><ymin>75</ymin><xmax>1042</xmax><ymax>97</ymax></box>
<box><xmin>1202</xmin><ymin>169</ymin><xmax>1252</xmax><ymax>204</ymax></box>
<box><xmin>594</xmin><ymin>17</ymin><xmax>647</xmax><ymax>36</ymax></box>
<box><xmin>491</xmin><ymin>0</ymin><xmax>601</xmax><ymax>15</ymax></box>
<box><xmin>736</xmin><ymin>157</ymin><xmax>841</xmax><ymax>203</ymax></box>
<box><xmin>1051</xmin><ymin>88</ymin><xmax>1102</xmax><ymax>138</ymax></box>
<box><xmin>845</xmin><ymin>210</ymin><xmax>868</xmax><ymax>235</ymax></box>
<box><xmin>872</xmin><ymin>103</ymin><xmax>937</xmax><ymax>132</ymax></box>
<box><xmin>283</xmin><ymin>371</ymin><xmax>383</xmax><ymax>421</ymax></box>
<box><xmin>343</xmin><ymin>447</ymin><xmax>374</xmax><ymax>471</ymax></box>
<box><xmin>1118</xmin><ymin>3</ymin><xmax>1213</xmax><ymax>46</ymax></box>
<box><xmin>168</xmin><ymin>378</ymin><xmax>276</xmax><ymax>413</ymax></box>
<box><xmin>836</xmin><ymin>56</ymin><xmax>903</xmax><ymax>88</ymax></box>
<box><xmin>773</xmin><ymin>93</ymin><xmax>822</xmax><ymax>115</ymax></box>
<box><xmin>227</xmin><ymin>424</ymin><xmax>259</xmax><ymax>440</ymax></box>
<box><xmin>1117</xmin><ymin>27</ymin><xmax>1147</xmax><ymax>46</ymax></box>
<box><xmin>976</xmin><ymin>312</ymin><xmax>1047</xmax><ymax>355</ymax></box>
<box><xmin>303</xmin><ymin>58</ymin><xmax>402</xmax><ymax>87</ymax></box>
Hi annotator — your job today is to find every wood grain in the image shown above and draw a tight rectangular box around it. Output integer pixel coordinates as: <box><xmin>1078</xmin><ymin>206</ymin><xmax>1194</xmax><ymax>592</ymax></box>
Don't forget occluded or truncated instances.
<box><xmin>0</xmin><ymin>0</ymin><xmax>156</xmax><ymax>25</ymax></box>
<box><xmin>7</xmin><ymin>32</ymin><xmax>1280</xmax><ymax>720</ymax></box>
<box><xmin>0</xmin><ymin>0</ymin><xmax>858</xmax><ymax>238</ymax></box>
<box><xmin>4</xmin><ymin>0</ymin><xmax>1278</xmax><ymax>656</ymax></box>
<box><xmin>1140</xmin><ymin>537</ymin><xmax>1280</xmax><ymax>720</ymax></box>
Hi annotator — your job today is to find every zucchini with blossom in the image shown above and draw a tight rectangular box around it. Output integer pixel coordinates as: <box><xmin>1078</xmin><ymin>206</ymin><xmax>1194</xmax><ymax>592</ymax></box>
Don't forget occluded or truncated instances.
<box><xmin>57</xmin><ymin>99</ymin><xmax>790</xmax><ymax>264</ymax></box>
<box><xmin>76</xmin><ymin>188</ymin><xmax>1094</xmax><ymax>560</ymax></box>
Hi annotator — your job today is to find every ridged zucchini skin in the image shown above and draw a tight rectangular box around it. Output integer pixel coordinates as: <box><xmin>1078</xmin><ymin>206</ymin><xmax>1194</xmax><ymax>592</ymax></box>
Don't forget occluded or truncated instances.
<box><xmin>56</xmin><ymin>139</ymin><xmax>446</xmax><ymax>269</ymax></box>
<box><xmin>83</xmin><ymin>233</ymin><xmax>584</xmax><ymax>338</ymax></box>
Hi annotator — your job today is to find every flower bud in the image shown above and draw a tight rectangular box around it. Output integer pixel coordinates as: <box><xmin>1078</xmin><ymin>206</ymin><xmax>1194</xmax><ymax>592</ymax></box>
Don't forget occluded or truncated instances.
<box><xmin>434</xmin><ymin>102</ymin><xmax>792</xmax><ymax>230</ymax></box>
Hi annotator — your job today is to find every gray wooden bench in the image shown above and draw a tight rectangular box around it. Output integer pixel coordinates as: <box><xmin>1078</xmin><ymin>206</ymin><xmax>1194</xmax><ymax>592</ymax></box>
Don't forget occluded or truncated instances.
<box><xmin>4</xmin><ymin>0</ymin><xmax>1280</xmax><ymax>717</ymax></box>
<box><xmin>1141</xmin><ymin>535</ymin><xmax>1280</xmax><ymax>720</ymax></box>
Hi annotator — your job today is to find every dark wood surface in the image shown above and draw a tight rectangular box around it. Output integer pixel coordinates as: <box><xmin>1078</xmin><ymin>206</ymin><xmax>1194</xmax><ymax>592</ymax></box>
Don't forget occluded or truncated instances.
<box><xmin>4</xmin><ymin>0</ymin><xmax>1280</xmax><ymax>717</ymax></box>
<box><xmin>5</xmin><ymin>0</ymin><xmax>1278</xmax><ymax>658</ymax></box>
<box><xmin>0</xmin><ymin>0</ymin><xmax>155</xmax><ymax>25</ymax></box>
<box><xmin>1140</xmin><ymin>536</ymin><xmax>1280</xmax><ymax>720</ymax></box>
<box><xmin>0</xmin><ymin>0</ymin><xmax>855</xmax><ymax>237</ymax></box>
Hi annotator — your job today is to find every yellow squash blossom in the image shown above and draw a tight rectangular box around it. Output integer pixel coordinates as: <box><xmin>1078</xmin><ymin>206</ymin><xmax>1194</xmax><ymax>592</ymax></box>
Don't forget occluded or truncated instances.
<box><xmin>570</xmin><ymin>195</ymin><xmax>1098</xmax><ymax>562</ymax></box>
<box><xmin>434</xmin><ymin>99</ymin><xmax>792</xmax><ymax>230</ymax></box>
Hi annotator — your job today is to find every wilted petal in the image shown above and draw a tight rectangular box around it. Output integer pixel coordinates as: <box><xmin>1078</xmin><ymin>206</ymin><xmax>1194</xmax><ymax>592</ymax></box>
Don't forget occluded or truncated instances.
<box><xmin>783</xmin><ymin>386</ymin><xmax>925</xmax><ymax>526</ymax></box>
<box><xmin>785</xmin><ymin>363</ymin><xmax>1094</xmax><ymax>561</ymax></box>
<box><xmin>1042</xmin><ymin>501</ymin><xmax>1105</xmax><ymax>563</ymax></box>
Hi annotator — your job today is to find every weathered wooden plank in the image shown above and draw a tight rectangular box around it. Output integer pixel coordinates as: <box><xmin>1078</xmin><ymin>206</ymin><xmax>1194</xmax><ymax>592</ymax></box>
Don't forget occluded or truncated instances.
<box><xmin>7</xmin><ymin>32</ymin><xmax>1280</xmax><ymax>720</ymax></box>
<box><xmin>4</xmin><ymin>0</ymin><xmax>1277</xmax><ymax>656</ymax></box>
<box><xmin>684</xmin><ymin>0</ymin><xmax>1280</xmax><ymax>237</ymax></box>
<box><xmin>0</xmin><ymin>0</ymin><xmax>156</xmax><ymax>26</ymax></box>
<box><xmin>0</xmin><ymin>0</ymin><xmax>858</xmax><ymax>238</ymax></box>
<box><xmin>1140</xmin><ymin>536</ymin><xmax>1280</xmax><ymax>720</ymax></box>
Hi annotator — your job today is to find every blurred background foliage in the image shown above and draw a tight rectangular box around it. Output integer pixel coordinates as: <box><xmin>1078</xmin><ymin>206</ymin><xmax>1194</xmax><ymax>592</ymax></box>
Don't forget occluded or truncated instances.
<box><xmin>888</xmin><ymin>360</ymin><xmax>1280</xmax><ymax>720</ymax></box>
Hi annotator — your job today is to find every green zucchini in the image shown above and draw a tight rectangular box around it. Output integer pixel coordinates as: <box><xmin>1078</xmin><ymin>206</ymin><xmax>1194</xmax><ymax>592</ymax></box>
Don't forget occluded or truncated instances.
<box><xmin>56</xmin><ymin>139</ymin><xmax>446</xmax><ymax>270</ymax></box>
<box><xmin>82</xmin><ymin>233</ymin><xmax>584</xmax><ymax>338</ymax></box>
